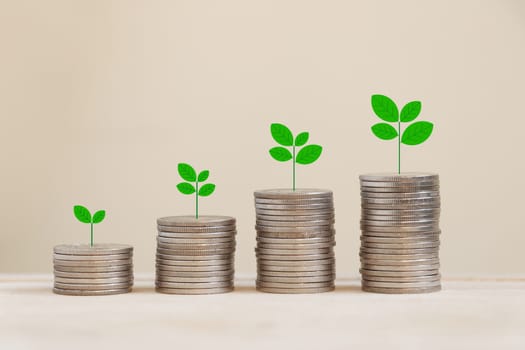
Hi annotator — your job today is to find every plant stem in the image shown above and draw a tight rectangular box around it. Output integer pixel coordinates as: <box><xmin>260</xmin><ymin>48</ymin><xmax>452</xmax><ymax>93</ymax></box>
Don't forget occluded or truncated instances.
<box><xmin>195</xmin><ymin>181</ymin><xmax>199</xmax><ymax>219</ymax></box>
<box><xmin>292</xmin><ymin>145</ymin><xmax>296</xmax><ymax>191</ymax></box>
<box><xmin>398</xmin><ymin>120</ymin><xmax>401</xmax><ymax>174</ymax></box>
<box><xmin>90</xmin><ymin>222</ymin><xmax>93</xmax><ymax>247</ymax></box>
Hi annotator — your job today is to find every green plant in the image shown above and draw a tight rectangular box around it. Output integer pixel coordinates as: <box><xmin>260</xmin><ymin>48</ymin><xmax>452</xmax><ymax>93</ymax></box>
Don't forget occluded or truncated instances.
<box><xmin>176</xmin><ymin>163</ymin><xmax>215</xmax><ymax>219</ymax></box>
<box><xmin>73</xmin><ymin>205</ymin><xmax>106</xmax><ymax>247</ymax></box>
<box><xmin>370</xmin><ymin>94</ymin><xmax>434</xmax><ymax>173</ymax></box>
<box><xmin>269</xmin><ymin>123</ymin><xmax>323</xmax><ymax>191</ymax></box>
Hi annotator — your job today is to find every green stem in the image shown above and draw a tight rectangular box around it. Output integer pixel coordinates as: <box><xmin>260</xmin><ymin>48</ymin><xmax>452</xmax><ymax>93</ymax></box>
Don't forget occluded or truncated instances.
<box><xmin>195</xmin><ymin>181</ymin><xmax>199</xmax><ymax>219</ymax></box>
<box><xmin>292</xmin><ymin>145</ymin><xmax>296</xmax><ymax>191</ymax></box>
<box><xmin>398</xmin><ymin>120</ymin><xmax>401</xmax><ymax>174</ymax></box>
<box><xmin>90</xmin><ymin>222</ymin><xmax>93</xmax><ymax>247</ymax></box>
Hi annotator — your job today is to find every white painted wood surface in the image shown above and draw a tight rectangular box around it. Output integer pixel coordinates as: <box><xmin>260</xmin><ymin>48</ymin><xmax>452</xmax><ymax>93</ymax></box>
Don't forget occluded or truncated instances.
<box><xmin>1</xmin><ymin>275</ymin><xmax>524</xmax><ymax>350</ymax></box>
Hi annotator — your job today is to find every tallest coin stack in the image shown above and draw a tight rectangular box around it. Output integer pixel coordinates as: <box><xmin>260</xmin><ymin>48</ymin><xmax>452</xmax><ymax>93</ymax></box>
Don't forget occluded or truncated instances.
<box><xmin>359</xmin><ymin>173</ymin><xmax>441</xmax><ymax>294</ymax></box>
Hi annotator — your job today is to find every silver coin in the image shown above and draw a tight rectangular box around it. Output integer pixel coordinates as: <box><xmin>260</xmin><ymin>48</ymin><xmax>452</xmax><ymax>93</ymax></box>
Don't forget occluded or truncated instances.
<box><xmin>362</xmin><ymin>279</ymin><xmax>441</xmax><ymax>288</ymax></box>
<box><xmin>362</xmin><ymin>285</ymin><xmax>441</xmax><ymax>294</ymax></box>
<box><xmin>53</xmin><ymin>287</ymin><xmax>132</xmax><ymax>296</ymax></box>
<box><xmin>157</xmin><ymin>236</ymin><xmax>234</xmax><ymax>244</ymax></box>
<box><xmin>362</xmin><ymin>274</ymin><xmax>440</xmax><ymax>283</ymax></box>
<box><xmin>156</xmin><ymin>264</ymin><xmax>233</xmax><ymax>272</ymax></box>
<box><xmin>362</xmin><ymin>208</ymin><xmax>440</xmax><ymax>216</ymax></box>
<box><xmin>54</xmin><ymin>282</ymin><xmax>132</xmax><ymax>290</ymax></box>
<box><xmin>256</xmin><ymin>281</ymin><xmax>334</xmax><ymax>289</ymax></box>
<box><xmin>255</xmin><ymin>202</ymin><xmax>334</xmax><ymax>210</ymax></box>
<box><xmin>257</xmin><ymin>230</ymin><xmax>335</xmax><ymax>239</ymax></box>
<box><xmin>156</xmin><ymin>248</ymin><xmax>234</xmax><ymax>256</ymax></box>
<box><xmin>360</xmin><ymin>235</ymin><xmax>440</xmax><ymax>243</ymax></box>
<box><xmin>53</xmin><ymin>265</ymin><xmax>132</xmax><ymax>273</ymax></box>
<box><xmin>53</xmin><ymin>253</ymin><xmax>132</xmax><ymax>261</ymax></box>
<box><xmin>256</xmin><ymin>286</ymin><xmax>334</xmax><ymax>294</ymax></box>
<box><xmin>360</xmin><ymin>268</ymin><xmax>439</xmax><ymax>278</ymax></box>
<box><xmin>255</xmin><ymin>197</ymin><xmax>333</xmax><ymax>205</ymax></box>
<box><xmin>158</xmin><ymin>230</ymin><xmax>236</xmax><ymax>238</ymax></box>
<box><xmin>361</xmin><ymin>191</ymin><xmax>440</xmax><ymax>199</ymax></box>
<box><xmin>254</xmin><ymin>189</ymin><xmax>333</xmax><ymax>199</ymax></box>
<box><xmin>362</xmin><ymin>196</ymin><xmax>440</xmax><ymax>204</ymax></box>
<box><xmin>257</xmin><ymin>258</ymin><xmax>334</xmax><ymax>267</ymax></box>
<box><xmin>156</xmin><ymin>254</ymin><xmax>232</xmax><ymax>263</ymax></box>
<box><xmin>156</xmin><ymin>269</ymin><xmax>234</xmax><ymax>277</ymax></box>
<box><xmin>255</xmin><ymin>213</ymin><xmax>334</xmax><ymax>222</ymax></box>
<box><xmin>360</xmin><ymin>180</ymin><xmax>439</xmax><ymax>188</ymax></box>
<box><xmin>360</xmin><ymin>186</ymin><xmax>440</xmax><ymax>193</ymax></box>
<box><xmin>54</xmin><ymin>276</ymin><xmax>133</xmax><ymax>284</ymax></box>
<box><xmin>53</xmin><ymin>270</ymin><xmax>132</xmax><ymax>279</ymax></box>
<box><xmin>257</xmin><ymin>275</ymin><xmax>334</xmax><ymax>283</ymax></box>
<box><xmin>257</xmin><ymin>242</ymin><xmax>335</xmax><ymax>250</ymax></box>
<box><xmin>155</xmin><ymin>281</ymin><xmax>232</xmax><ymax>289</ymax></box>
<box><xmin>156</xmin><ymin>275</ymin><xmax>232</xmax><ymax>283</ymax></box>
<box><xmin>157</xmin><ymin>215</ymin><xmax>235</xmax><ymax>227</ymax></box>
<box><xmin>256</xmin><ymin>224</ymin><xmax>334</xmax><ymax>233</ymax></box>
<box><xmin>255</xmin><ymin>247</ymin><xmax>332</xmax><ymax>256</ymax></box>
<box><xmin>258</xmin><ymin>262</ymin><xmax>334</xmax><ymax>271</ymax></box>
<box><xmin>360</xmin><ymin>252</ymin><xmax>438</xmax><ymax>260</ymax></box>
<box><xmin>256</xmin><ymin>209</ymin><xmax>334</xmax><ymax>216</ymax></box>
<box><xmin>53</xmin><ymin>259</ymin><xmax>132</xmax><ymax>267</ymax></box>
<box><xmin>362</xmin><ymin>214</ymin><xmax>439</xmax><ymax>221</ymax></box>
<box><xmin>359</xmin><ymin>173</ymin><xmax>439</xmax><ymax>182</ymax></box>
<box><xmin>156</xmin><ymin>242</ymin><xmax>236</xmax><ymax>250</ymax></box>
<box><xmin>156</xmin><ymin>287</ymin><xmax>233</xmax><ymax>295</ymax></box>
<box><xmin>361</xmin><ymin>231</ymin><xmax>441</xmax><ymax>239</ymax></box>
<box><xmin>256</xmin><ymin>252</ymin><xmax>335</xmax><ymax>261</ymax></box>
<box><xmin>360</xmin><ymin>263</ymin><xmax>439</xmax><ymax>271</ymax></box>
<box><xmin>258</xmin><ymin>269</ymin><xmax>334</xmax><ymax>277</ymax></box>
<box><xmin>360</xmin><ymin>247</ymin><xmax>438</xmax><ymax>255</ymax></box>
<box><xmin>54</xmin><ymin>243</ymin><xmax>133</xmax><ymax>255</ymax></box>
<box><xmin>361</xmin><ymin>219</ymin><xmax>439</xmax><ymax>227</ymax></box>
<box><xmin>361</xmin><ymin>225</ymin><xmax>439</xmax><ymax>233</ymax></box>
<box><xmin>256</xmin><ymin>220</ymin><xmax>334</xmax><ymax>228</ymax></box>
<box><xmin>362</xmin><ymin>203</ymin><xmax>441</xmax><ymax>210</ymax></box>
<box><xmin>360</xmin><ymin>257</ymin><xmax>440</xmax><ymax>266</ymax></box>
<box><xmin>257</xmin><ymin>236</ymin><xmax>333</xmax><ymax>244</ymax></box>
<box><xmin>361</xmin><ymin>241</ymin><xmax>439</xmax><ymax>249</ymax></box>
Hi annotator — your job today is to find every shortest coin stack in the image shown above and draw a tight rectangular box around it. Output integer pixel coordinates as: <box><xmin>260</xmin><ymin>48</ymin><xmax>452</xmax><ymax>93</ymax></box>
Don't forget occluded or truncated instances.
<box><xmin>254</xmin><ymin>189</ymin><xmax>336</xmax><ymax>294</ymax></box>
<box><xmin>156</xmin><ymin>215</ymin><xmax>236</xmax><ymax>295</ymax></box>
<box><xmin>360</xmin><ymin>172</ymin><xmax>441</xmax><ymax>294</ymax></box>
<box><xmin>53</xmin><ymin>243</ymin><xmax>134</xmax><ymax>296</ymax></box>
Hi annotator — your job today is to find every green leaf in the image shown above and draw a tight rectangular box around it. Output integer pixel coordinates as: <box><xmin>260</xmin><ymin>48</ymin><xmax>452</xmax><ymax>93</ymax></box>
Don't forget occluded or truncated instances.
<box><xmin>73</xmin><ymin>205</ymin><xmax>91</xmax><ymax>224</ymax></box>
<box><xmin>294</xmin><ymin>132</ymin><xmax>309</xmax><ymax>146</ymax></box>
<box><xmin>371</xmin><ymin>94</ymin><xmax>399</xmax><ymax>122</ymax></box>
<box><xmin>371</xmin><ymin>123</ymin><xmax>398</xmax><ymax>140</ymax></box>
<box><xmin>401</xmin><ymin>121</ymin><xmax>434</xmax><ymax>145</ymax></box>
<box><xmin>178</xmin><ymin>163</ymin><xmax>196</xmax><ymax>182</ymax></box>
<box><xmin>270</xmin><ymin>123</ymin><xmax>293</xmax><ymax>146</ymax></box>
<box><xmin>400</xmin><ymin>101</ymin><xmax>422</xmax><ymax>122</ymax></box>
<box><xmin>92</xmin><ymin>210</ymin><xmax>106</xmax><ymax>224</ymax></box>
<box><xmin>198</xmin><ymin>170</ymin><xmax>209</xmax><ymax>182</ymax></box>
<box><xmin>269</xmin><ymin>147</ymin><xmax>293</xmax><ymax>162</ymax></box>
<box><xmin>198</xmin><ymin>183</ymin><xmax>216</xmax><ymax>197</ymax></box>
<box><xmin>296</xmin><ymin>144</ymin><xmax>323</xmax><ymax>165</ymax></box>
<box><xmin>177</xmin><ymin>182</ymin><xmax>196</xmax><ymax>195</ymax></box>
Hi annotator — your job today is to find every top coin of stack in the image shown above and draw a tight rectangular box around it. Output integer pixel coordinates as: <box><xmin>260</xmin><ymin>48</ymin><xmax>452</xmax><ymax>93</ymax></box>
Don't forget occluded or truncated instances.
<box><xmin>359</xmin><ymin>172</ymin><xmax>441</xmax><ymax>294</ymax></box>
<box><xmin>254</xmin><ymin>189</ymin><xmax>336</xmax><ymax>294</ymax></box>
<box><xmin>53</xmin><ymin>243</ymin><xmax>134</xmax><ymax>296</ymax></box>
<box><xmin>155</xmin><ymin>215</ymin><xmax>236</xmax><ymax>295</ymax></box>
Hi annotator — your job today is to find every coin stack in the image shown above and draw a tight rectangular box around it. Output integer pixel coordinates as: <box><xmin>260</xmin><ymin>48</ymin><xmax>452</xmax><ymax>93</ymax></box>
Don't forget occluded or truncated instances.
<box><xmin>53</xmin><ymin>243</ymin><xmax>134</xmax><ymax>296</ymax></box>
<box><xmin>155</xmin><ymin>215</ymin><xmax>236</xmax><ymax>294</ymax></box>
<box><xmin>254</xmin><ymin>189</ymin><xmax>336</xmax><ymax>294</ymax></box>
<box><xmin>359</xmin><ymin>173</ymin><xmax>441</xmax><ymax>294</ymax></box>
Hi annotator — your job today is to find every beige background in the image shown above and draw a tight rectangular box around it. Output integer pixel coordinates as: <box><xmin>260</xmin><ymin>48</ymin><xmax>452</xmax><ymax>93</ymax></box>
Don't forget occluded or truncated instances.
<box><xmin>1</xmin><ymin>0</ymin><xmax>524</xmax><ymax>275</ymax></box>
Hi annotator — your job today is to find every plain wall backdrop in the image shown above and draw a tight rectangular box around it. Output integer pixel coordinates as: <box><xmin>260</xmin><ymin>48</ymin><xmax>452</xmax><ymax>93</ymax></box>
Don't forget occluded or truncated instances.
<box><xmin>1</xmin><ymin>0</ymin><xmax>524</xmax><ymax>275</ymax></box>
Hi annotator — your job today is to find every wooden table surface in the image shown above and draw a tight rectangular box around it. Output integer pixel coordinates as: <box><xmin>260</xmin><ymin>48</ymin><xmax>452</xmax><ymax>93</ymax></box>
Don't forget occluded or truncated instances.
<box><xmin>1</xmin><ymin>274</ymin><xmax>524</xmax><ymax>350</ymax></box>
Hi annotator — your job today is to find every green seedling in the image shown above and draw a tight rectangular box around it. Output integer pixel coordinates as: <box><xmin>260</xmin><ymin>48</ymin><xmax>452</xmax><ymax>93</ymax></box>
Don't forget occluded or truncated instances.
<box><xmin>176</xmin><ymin>163</ymin><xmax>215</xmax><ymax>219</ymax></box>
<box><xmin>269</xmin><ymin>123</ymin><xmax>323</xmax><ymax>191</ymax></box>
<box><xmin>370</xmin><ymin>94</ymin><xmax>434</xmax><ymax>173</ymax></box>
<box><xmin>73</xmin><ymin>205</ymin><xmax>106</xmax><ymax>247</ymax></box>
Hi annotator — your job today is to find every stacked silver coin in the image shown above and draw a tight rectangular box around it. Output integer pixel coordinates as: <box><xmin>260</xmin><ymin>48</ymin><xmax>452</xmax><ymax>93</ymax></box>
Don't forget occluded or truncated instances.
<box><xmin>254</xmin><ymin>189</ymin><xmax>336</xmax><ymax>294</ymax></box>
<box><xmin>53</xmin><ymin>243</ymin><xmax>134</xmax><ymax>296</ymax></box>
<box><xmin>155</xmin><ymin>215</ymin><xmax>236</xmax><ymax>294</ymax></box>
<box><xmin>359</xmin><ymin>172</ymin><xmax>441</xmax><ymax>294</ymax></box>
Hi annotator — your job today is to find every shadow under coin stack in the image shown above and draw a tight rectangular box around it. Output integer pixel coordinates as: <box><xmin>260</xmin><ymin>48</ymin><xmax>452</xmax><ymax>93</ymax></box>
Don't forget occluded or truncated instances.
<box><xmin>254</xmin><ymin>189</ymin><xmax>336</xmax><ymax>293</ymax></box>
<box><xmin>155</xmin><ymin>216</ymin><xmax>236</xmax><ymax>294</ymax></box>
<box><xmin>359</xmin><ymin>173</ymin><xmax>441</xmax><ymax>294</ymax></box>
<box><xmin>53</xmin><ymin>244</ymin><xmax>134</xmax><ymax>296</ymax></box>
